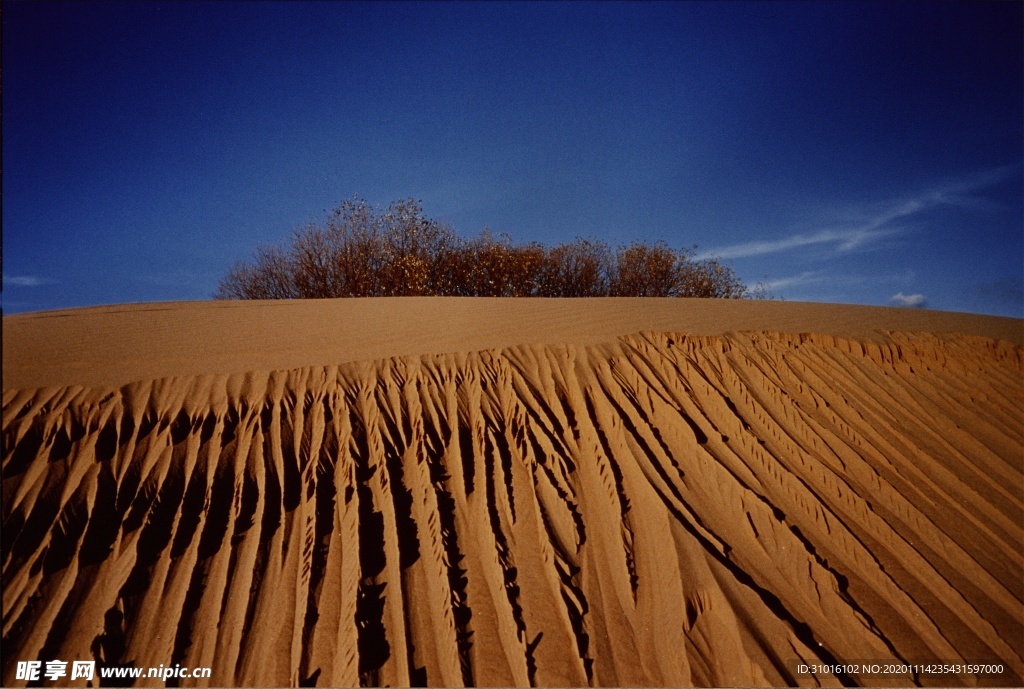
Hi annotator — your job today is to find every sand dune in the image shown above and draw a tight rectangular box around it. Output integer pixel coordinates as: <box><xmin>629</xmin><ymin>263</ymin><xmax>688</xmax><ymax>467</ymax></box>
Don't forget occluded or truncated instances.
<box><xmin>3</xmin><ymin>299</ymin><xmax>1022</xmax><ymax>687</ymax></box>
<box><xmin>5</xmin><ymin>297</ymin><xmax>1021</xmax><ymax>390</ymax></box>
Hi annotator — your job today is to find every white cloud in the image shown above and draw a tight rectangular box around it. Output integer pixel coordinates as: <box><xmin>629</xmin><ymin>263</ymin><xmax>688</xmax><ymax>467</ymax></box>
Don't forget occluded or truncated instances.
<box><xmin>764</xmin><ymin>271</ymin><xmax>822</xmax><ymax>290</ymax></box>
<box><xmin>889</xmin><ymin>292</ymin><xmax>928</xmax><ymax>308</ymax></box>
<box><xmin>695</xmin><ymin>165</ymin><xmax>1019</xmax><ymax>262</ymax></box>
<box><xmin>3</xmin><ymin>274</ymin><xmax>51</xmax><ymax>287</ymax></box>
<box><xmin>695</xmin><ymin>228</ymin><xmax>894</xmax><ymax>260</ymax></box>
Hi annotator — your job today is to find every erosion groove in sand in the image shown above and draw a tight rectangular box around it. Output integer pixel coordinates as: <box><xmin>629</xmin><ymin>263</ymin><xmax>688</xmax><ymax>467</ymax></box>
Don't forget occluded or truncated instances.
<box><xmin>3</xmin><ymin>330</ymin><xmax>1023</xmax><ymax>687</ymax></box>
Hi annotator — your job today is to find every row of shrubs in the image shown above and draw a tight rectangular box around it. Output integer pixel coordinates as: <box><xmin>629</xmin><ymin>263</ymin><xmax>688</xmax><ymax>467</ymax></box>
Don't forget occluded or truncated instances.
<box><xmin>216</xmin><ymin>197</ymin><xmax>751</xmax><ymax>300</ymax></box>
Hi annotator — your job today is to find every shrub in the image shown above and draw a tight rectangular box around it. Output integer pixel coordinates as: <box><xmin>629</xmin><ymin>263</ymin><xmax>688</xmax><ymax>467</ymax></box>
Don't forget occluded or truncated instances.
<box><xmin>215</xmin><ymin>197</ymin><xmax>751</xmax><ymax>300</ymax></box>
<box><xmin>537</xmin><ymin>239</ymin><xmax>611</xmax><ymax>297</ymax></box>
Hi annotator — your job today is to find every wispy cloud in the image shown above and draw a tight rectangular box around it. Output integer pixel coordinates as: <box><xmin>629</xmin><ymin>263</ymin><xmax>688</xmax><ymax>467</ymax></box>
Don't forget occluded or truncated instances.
<box><xmin>762</xmin><ymin>270</ymin><xmax>910</xmax><ymax>294</ymax></box>
<box><xmin>3</xmin><ymin>274</ymin><xmax>52</xmax><ymax>287</ymax></box>
<box><xmin>696</xmin><ymin>165</ymin><xmax>1019</xmax><ymax>261</ymax></box>
<box><xmin>696</xmin><ymin>228</ymin><xmax>894</xmax><ymax>260</ymax></box>
<box><xmin>928</xmin><ymin>163</ymin><xmax>1021</xmax><ymax>209</ymax></box>
<box><xmin>764</xmin><ymin>271</ymin><xmax>822</xmax><ymax>290</ymax></box>
<box><xmin>889</xmin><ymin>292</ymin><xmax>928</xmax><ymax>308</ymax></box>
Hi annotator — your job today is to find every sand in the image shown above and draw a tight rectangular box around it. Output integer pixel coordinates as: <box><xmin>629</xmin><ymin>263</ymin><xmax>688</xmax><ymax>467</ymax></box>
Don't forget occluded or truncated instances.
<box><xmin>2</xmin><ymin>298</ymin><xmax>1022</xmax><ymax>687</ymax></box>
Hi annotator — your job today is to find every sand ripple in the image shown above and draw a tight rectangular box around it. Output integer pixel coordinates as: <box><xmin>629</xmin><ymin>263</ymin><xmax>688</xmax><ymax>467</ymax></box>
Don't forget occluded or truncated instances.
<box><xmin>3</xmin><ymin>331</ymin><xmax>1022</xmax><ymax>686</ymax></box>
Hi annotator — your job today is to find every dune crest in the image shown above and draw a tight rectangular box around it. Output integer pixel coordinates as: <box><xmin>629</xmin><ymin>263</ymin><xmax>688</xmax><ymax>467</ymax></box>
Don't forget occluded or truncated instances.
<box><xmin>3</xmin><ymin>325</ymin><xmax>1022</xmax><ymax>687</ymax></box>
<box><xmin>5</xmin><ymin>297</ymin><xmax>1021</xmax><ymax>390</ymax></box>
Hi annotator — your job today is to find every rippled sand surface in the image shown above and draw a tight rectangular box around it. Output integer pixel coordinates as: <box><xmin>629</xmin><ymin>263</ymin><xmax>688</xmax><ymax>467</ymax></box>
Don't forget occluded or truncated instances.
<box><xmin>4</xmin><ymin>298</ymin><xmax>1022</xmax><ymax>687</ymax></box>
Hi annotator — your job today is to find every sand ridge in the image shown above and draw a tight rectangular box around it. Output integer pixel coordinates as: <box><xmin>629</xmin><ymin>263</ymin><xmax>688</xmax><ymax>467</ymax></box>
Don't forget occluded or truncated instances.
<box><xmin>2</xmin><ymin>300</ymin><xmax>1023</xmax><ymax>687</ymax></box>
<box><xmin>4</xmin><ymin>297</ymin><xmax>1022</xmax><ymax>389</ymax></box>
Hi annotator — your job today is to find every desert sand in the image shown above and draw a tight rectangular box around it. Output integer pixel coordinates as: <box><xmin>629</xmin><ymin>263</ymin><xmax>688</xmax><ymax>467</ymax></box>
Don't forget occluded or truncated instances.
<box><xmin>3</xmin><ymin>297</ymin><xmax>1022</xmax><ymax>687</ymax></box>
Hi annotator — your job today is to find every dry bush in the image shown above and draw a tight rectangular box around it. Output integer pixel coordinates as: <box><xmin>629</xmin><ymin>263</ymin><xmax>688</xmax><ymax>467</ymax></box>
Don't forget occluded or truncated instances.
<box><xmin>375</xmin><ymin>198</ymin><xmax>460</xmax><ymax>296</ymax></box>
<box><xmin>448</xmin><ymin>231</ymin><xmax>546</xmax><ymax>296</ymax></box>
<box><xmin>536</xmin><ymin>239</ymin><xmax>611</xmax><ymax>297</ymax></box>
<box><xmin>217</xmin><ymin>244</ymin><xmax>297</xmax><ymax>299</ymax></box>
<box><xmin>216</xmin><ymin>197</ymin><xmax>752</xmax><ymax>300</ymax></box>
<box><xmin>609</xmin><ymin>242</ymin><xmax>679</xmax><ymax>296</ymax></box>
<box><xmin>674</xmin><ymin>256</ymin><xmax>748</xmax><ymax>298</ymax></box>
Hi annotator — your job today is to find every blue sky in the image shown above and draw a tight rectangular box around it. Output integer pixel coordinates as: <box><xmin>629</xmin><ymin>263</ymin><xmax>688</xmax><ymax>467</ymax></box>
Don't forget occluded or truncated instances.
<box><xmin>4</xmin><ymin>1</ymin><xmax>1022</xmax><ymax>316</ymax></box>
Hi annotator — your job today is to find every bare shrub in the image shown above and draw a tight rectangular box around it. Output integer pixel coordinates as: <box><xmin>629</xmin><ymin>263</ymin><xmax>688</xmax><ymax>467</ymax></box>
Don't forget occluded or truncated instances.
<box><xmin>746</xmin><ymin>281</ymin><xmax>783</xmax><ymax>300</ymax></box>
<box><xmin>216</xmin><ymin>243</ymin><xmax>297</xmax><ymax>299</ymax></box>
<box><xmin>609</xmin><ymin>242</ymin><xmax>679</xmax><ymax>297</ymax></box>
<box><xmin>536</xmin><ymin>239</ymin><xmax>611</xmax><ymax>297</ymax></box>
<box><xmin>675</xmin><ymin>256</ymin><xmax>748</xmax><ymax>298</ymax></box>
<box><xmin>450</xmin><ymin>231</ymin><xmax>546</xmax><ymax>296</ymax></box>
<box><xmin>375</xmin><ymin>198</ymin><xmax>460</xmax><ymax>296</ymax></box>
<box><xmin>215</xmin><ymin>197</ymin><xmax>751</xmax><ymax>300</ymax></box>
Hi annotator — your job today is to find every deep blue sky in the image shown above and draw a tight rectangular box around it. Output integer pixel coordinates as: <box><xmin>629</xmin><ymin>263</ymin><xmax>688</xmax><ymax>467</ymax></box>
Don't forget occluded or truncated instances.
<box><xmin>4</xmin><ymin>1</ymin><xmax>1022</xmax><ymax>316</ymax></box>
